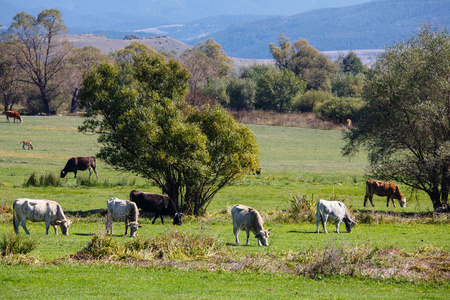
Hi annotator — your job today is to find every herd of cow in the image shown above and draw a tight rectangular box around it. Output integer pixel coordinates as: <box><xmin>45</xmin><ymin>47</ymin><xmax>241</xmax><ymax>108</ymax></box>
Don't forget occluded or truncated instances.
<box><xmin>11</xmin><ymin>153</ymin><xmax>407</xmax><ymax>246</ymax></box>
<box><xmin>6</xmin><ymin>112</ymin><xmax>407</xmax><ymax>245</ymax></box>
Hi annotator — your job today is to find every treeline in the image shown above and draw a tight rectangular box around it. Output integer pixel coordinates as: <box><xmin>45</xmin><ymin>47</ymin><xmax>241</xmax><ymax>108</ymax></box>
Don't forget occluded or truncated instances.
<box><xmin>1</xmin><ymin>9</ymin><xmax>366</xmax><ymax>124</ymax></box>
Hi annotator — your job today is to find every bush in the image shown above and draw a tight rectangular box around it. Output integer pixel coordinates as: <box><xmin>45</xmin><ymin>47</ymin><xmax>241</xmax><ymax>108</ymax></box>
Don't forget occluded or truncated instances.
<box><xmin>23</xmin><ymin>172</ymin><xmax>62</xmax><ymax>187</ymax></box>
<box><xmin>75</xmin><ymin>234</ymin><xmax>121</xmax><ymax>259</ymax></box>
<box><xmin>293</xmin><ymin>90</ymin><xmax>334</xmax><ymax>112</ymax></box>
<box><xmin>313</xmin><ymin>96</ymin><xmax>363</xmax><ymax>123</ymax></box>
<box><xmin>0</xmin><ymin>233</ymin><xmax>37</xmax><ymax>256</ymax></box>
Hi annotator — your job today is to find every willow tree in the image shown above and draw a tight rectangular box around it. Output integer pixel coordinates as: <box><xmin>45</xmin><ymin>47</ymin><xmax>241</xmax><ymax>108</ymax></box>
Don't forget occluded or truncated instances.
<box><xmin>342</xmin><ymin>26</ymin><xmax>450</xmax><ymax>211</ymax></box>
<box><xmin>79</xmin><ymin>52</ymin><xmax>259</xmax><ymax>215</ymax></box>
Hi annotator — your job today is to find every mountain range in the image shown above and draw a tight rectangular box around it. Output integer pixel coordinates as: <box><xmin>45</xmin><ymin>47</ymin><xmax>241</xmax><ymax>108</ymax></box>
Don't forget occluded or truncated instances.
<box><xmin>1</xmin><ymin>0</ymin><xmax>449</xmax><ymax>59</ymax></box>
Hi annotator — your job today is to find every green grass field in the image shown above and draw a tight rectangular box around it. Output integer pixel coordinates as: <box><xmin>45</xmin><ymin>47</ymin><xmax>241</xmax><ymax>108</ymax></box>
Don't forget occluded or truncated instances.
<box><xmin>0</xmin><ymin>116</ymin><xmax>448</xmax><ymax>299</ymax></box>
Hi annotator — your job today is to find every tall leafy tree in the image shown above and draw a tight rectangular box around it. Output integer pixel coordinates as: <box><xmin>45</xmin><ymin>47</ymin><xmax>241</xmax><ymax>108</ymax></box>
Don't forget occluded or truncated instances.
<box><xmin>270</xmin><ymin>35</ymin><xmax>336</xmax><ymax>91</ymax></box>
<box><xmin>79</xmin><ymin>52</ymin><xmax>259</xmax><ymax>215</ymax></box>
<box><xmin>0</xmin><ymin>42</ymin><xmax>24</xmax><ymax>112</ymax></box>
<box><xmin>2</xmin><ymin>9</ymin><xmax>72</xmax><ymax>115</ymax></box>
<box><xmin>342</xmin><ymin>26</ymin><xmax>450</xmax><ymax>211</ymax></box>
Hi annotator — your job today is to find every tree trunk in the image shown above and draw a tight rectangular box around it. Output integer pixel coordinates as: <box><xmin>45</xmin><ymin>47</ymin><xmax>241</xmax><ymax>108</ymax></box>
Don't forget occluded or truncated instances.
<box><xmin>40</xmin><ymin>89</ymin><xmax>51</xmax><ymax>115</ymax></box>
<box><xmin>428</xmin><ymin>186</ymin><xmax>443</xmax><ymax>211</ymax></box>
<box><xmin>70</xmin><ymin>88</ymin><xmax>79</xmax><ymax>113</ymax></box>
<box><xmin>440</xmin><ymin>164</ymin><xmax>450</xmax><ymax>207</ymax></box>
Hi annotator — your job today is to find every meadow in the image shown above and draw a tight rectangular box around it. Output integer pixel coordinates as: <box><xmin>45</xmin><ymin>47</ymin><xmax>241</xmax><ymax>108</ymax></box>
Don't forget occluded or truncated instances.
<box><xmin>0</xmin><ymin>116</ymin><xmax>448</xmax><ymax>299</ymax></box>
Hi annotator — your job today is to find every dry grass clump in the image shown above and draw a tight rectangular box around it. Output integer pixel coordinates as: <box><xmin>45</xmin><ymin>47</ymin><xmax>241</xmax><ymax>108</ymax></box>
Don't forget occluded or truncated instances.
<box><xmin>229</xmin><ymin>110</ymin><xmax>344</xmax><ymax>129</ymax></box>
<box><xmin>23</xmin><ymin>172</ymin><xmax>62</xmax><ymax>187</ymax></box>
<box><xmin>0</xmin><ymin>233</ymin><xmax>37</xmax><ymax>256</ymax></box>
<box><xmin>354</xmin><ymin>210</ymin><xmax>450</xmax><ymax>225</ymax></box>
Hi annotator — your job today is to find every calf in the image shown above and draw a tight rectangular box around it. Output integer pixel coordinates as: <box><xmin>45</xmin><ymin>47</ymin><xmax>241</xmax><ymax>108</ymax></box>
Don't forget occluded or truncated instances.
<box><xmin>364</xmin><ymin>179</ymin><xmax>406</xmax><ymax>208</ymax></box>
<box><xmin>130</xmin><ymin>190</ymin><xmax>183</xmax><ymax>225</ymax></box>
<box><xmin>316</xmin><ymin>199</ymin><xmax>356</xmax><ymax>233</ymax></box>
<box><xmin>13</xmin><ymin>198</ymin><xmax>72</xmax><ymax>235</ymax></box>
<box><xmin>60</xmin><ymin>156</ymin><xmax>98</xmax><ymax>179</ymax></box>
<box><xmin>6</xmin><ymin>110</ymin><xmax>23</xmax><ymax>123</ymax></box>
<box><xmin>231</xmin><ymin>204</ymin><xmax>271</xmax><ymax>246</ymax></box>
<box><xmin>106</xmin><ymin>197</ymin><xmax>141</xmax><ymax>237</ymax></box>
<box><xmin>20</xmin><ymin>140</ymin><xmax>33</xmax><ymax>150</ymax></box>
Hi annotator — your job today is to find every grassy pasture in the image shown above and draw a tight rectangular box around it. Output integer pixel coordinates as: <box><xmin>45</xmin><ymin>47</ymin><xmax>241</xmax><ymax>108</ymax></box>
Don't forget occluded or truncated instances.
<box><xmin>0</xmin><ymin>116</ymin><xmax>448</xmax><ymax>299</ymax></box>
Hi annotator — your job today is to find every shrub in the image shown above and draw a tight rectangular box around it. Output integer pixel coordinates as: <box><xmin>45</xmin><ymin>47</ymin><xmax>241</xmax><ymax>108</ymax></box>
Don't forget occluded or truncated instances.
<box><xmin>313</xmin><ymin>96</ymin><xmax>363</xmax><ymax>123</ymax></box>
<box><xmin>0</xmin><ymin>233</ymin><xmax>37</xmax><ymax>256</ymax></box>
<box><xmin>293</xmin><ymin>90</ymin><xmax>334</xmax><ymax>112</ymax></box>
<box><xmin>23</xmin><ymin>172</ymin><xmax>61</xmax><ymax>187</ymax></box>
<box><xmin>75</xmin><ymin>234</ymin><xmax>121</xmax><ymax>259</ymax></box>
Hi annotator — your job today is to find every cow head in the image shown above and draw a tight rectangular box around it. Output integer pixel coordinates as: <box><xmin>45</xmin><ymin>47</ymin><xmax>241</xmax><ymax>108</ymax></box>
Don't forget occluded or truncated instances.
<box><xmin>399</xmin><ymin>197</ymin><xmax>406</xmax><ymax>208</ymax></box>
<box><xmin>173</xmin><ymin>213</ymin><xmax>184</xmax><ymax>225</ymax></box>
<box><xmin>127</xmin><ymin>221</ymin><xmax>142</xmax><ymax>237</ymax></box>
<box><xmin>60</xmin><ymin>169</ymin><xmax>67</xmax><ymax>178</ymax></box>
<box><xmin>344</xmin><ymin>218</ymin><xmax>356</xmax><ymax>233</ymax></box>
<box><xmin>55</xmin><ymin>219</ymin><xmax>72</xmax><ymax>235</ymax></box>
<box><xmin>255</xmin><ymin>229</ymin><xmax>271</xmax><ymax>246</ymax></box>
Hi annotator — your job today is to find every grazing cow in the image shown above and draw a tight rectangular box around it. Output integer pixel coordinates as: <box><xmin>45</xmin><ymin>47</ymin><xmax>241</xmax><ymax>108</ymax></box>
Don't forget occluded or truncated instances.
<box><xmin>5</xmin><ymin>110</ymin><xmax>23</xmax><ymax>123</ymax></box>
<box><xmin>231</xmin><ymin>204</ymin><xmax>271</xmax><ymax>246</ymax></box>
<box><xmin>60</xmin><ymin>156</ymin><xmax>98</xmax><ymax>179</ymax></box>
<box><xmin>130</xmin><ymin>190</ymin><xmax>183</xmax><ymax>225</ymax></box>
<box><xmin>346</xmin><ymin>119</ymin><xmax>352</xmax><ymax>127</ymax></box>
<box><xmin>364</xmin><ymin>179</ymin><xmax>406</xmax><ymax>208</ymax></box>
<box><xmin>316</xmin><ymin>199</ymin><xmax>356</xmax><ymax>233</ymax></box>
<box><xmin>106</xmin><ymin>197</ymin><xmax>141</xmax><ymax>237</ymax></box>
<box><xmin>13</xmin><ymin>198</ymin><xmax>72</xmax><ymax>235</ymax></box>
<box><xmin>20</xmin><ymin>140</ymin><xmax>33</xmax><ymax>150</ymax></box>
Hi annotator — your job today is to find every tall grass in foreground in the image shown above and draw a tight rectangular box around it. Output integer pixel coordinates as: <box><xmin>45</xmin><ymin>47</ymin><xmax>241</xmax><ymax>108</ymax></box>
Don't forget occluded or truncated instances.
<box><xmin>23</xmin><ymin>172</ymin><xmax>62</xmax><ymax>187</ymax></box>
<box><xmin>0</xmin><ymin>234</ymin><xmax>37</xmax><ymax>256</ymax></box>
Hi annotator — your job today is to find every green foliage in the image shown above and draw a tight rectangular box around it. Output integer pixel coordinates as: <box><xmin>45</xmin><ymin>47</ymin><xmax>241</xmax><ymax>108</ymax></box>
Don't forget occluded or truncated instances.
<box><xmin>123</xmin><ymin>34</ymin><xmax>139</xmax><ymax>40</ymax></box>
<box><xmin>270</xmin><ymin>35</ymin><xmax>337</xmax><ymax>91</ymax></box>
<box><xmin>255</xmin><ymin>68</ymin><xmax>306</xmax><ymax>112</ymax></box>
<box><xmin>343</xmin><ymin>25</ymin><xmax>450</xmax><ymax>210</ymax></box>
<box><xmin>196</xmin><ymin>38</ymin><xmax>234</xmax><ymax>77</ymax></box>
<box><xmin>79</xmin><ymin>53</ymin><xmax>259</xmax><ymax>215</ymax></box>
<box><xmin>314</xmin><ymin>96</ymin><xmax>363</xmax><ymax>123</ymax></box>
<box><xmin>0</xmin><ymin>233</ymin><xmax>37</xmax><ymax>256</ymax></box>
<box><xmin>226</xmin><ymin>77</ymin><xmax>256</xmax><ymax>110</ymax></box>
<box><xmin>332</xmin><ymin>72</ymin><xmax>365</xmax><ymax>98</ymax></box>
<box><xmin>293</xmin><ymin>90</ymin><xmax>334</xmax><ymax>113</ymax></box>
<box><xmin>336</xmin><ymin>51</ymin><xmax>365</xmax><ymax>75</ymax></box>
<box><xmin>23</xmin><ymin>172</ymin><xmax>62</xmax><ymax>187</ymax></box>
<box><xmin>76</xmin><ymin>234</ymin><xmax>121</xmax><ymax>259</ymax></box>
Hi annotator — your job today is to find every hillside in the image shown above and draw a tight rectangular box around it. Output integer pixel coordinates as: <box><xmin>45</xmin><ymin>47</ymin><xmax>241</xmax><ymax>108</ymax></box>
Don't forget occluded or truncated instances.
<box><xmin>199</xmin><ymin>0</ymin><xmax>450</xmax><ymax>58</ymax></box>
<box><xmin>66</xmin><ymin>34</ymin><xmax>192</xmax><ymax>54</ymax></box>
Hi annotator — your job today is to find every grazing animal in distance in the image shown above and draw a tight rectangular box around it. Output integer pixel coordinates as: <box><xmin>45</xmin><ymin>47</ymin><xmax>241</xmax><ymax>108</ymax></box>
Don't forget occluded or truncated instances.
<box><xmin>316</xmin><ymin>199</ymin><xmax>356</xmax><ymax>233</ymax></box>
<box><xmin>364</xmin><ymin>179</ymin><xmax>406</xmax><ymax>208</ymax></box>
<box><xmin>60</xmin><ymin>156</ymin><xmax>98</xmax><ymax>178</ymax></box>
<box><xmin>129</xmin><ymin>190</ymin><xmax>183</xmax><ymax>225</ymax></box>
<box><xmin>346</xmin><ymin>119</ymin><xmax>352</xmax><ymax>127</ymax></box>
<box><xmin>13</xmin><ymin>198</ymin><xmax>72</xmax><ymax>235</ymax></box>
<box><xmin>20</xmin><ymin>140</ymin><xmax>33</xmax><ymax>150</ymax></box>
<box><xmin>6</xmin><ymin>110</ymin><xmax>23</xmax><ymax>123</ymax></box>
<box><xmin>231</xmin><ymin>204</ymin><xmax>271</xmax><ymax>246</ymax></box>
<box><xmin>106</xmin><ymin>197</ymin><xmax>141</xmax><ymax>237</ymax></box>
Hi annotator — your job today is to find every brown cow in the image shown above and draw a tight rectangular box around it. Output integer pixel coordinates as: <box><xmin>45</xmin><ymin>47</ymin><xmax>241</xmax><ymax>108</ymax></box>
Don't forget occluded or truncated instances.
<box><xmin>60</xmin><ymin>156</ymin><xmax>98</xmax><ymax>178</ymax></box>
<box><xmin>364</xmin><ymin>179</ymin><xmax>406</xmax><ymax>208</ymax></box>
<box><xmin>20</xmin><ymin>140</ymin><xmax>33</xmax><ymax>150</ymax></box>
<box><xmin>6</xmin><ymin>110</ymin><xmax>23</xmax><ymax>123</ymax></box>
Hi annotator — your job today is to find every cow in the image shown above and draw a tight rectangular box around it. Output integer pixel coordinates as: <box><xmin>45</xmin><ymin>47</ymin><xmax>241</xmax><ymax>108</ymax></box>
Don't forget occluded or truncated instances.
<box><xmin>346</xmin><ymin>118</ymin><xmax>352</xmax><ymax>127</ymax></box>
<box><xmin>5</xmin><ymin>110</ymin><xmax>23</xmax><ymax>123</ymax></box>
<box><xmin>129</xmin><ymin>190</ymin><xmax>183</xmax><ymax>225</ymax></box>
<box><xmin>231</xmin><ymin>204</ymin><xmax>271</xmax><ymax>246</ymax></box>
<box><xmin>60</xmin><ymin>156</ymin><xmax>98</xmax><ymax>179</ymax></box>
<box><xmin>13</xmin><ymin>198</ymin><xmax>72</xmax><ymax>235</ymax></box>
<box><xmin>20</xmin><ymin>140</ymin><xmax>33</xmax><ymax>150</ymax></box>
<box><xmin>106</xmin><ymin>197</ymin><xmax>141</xmax><ymax>237</ymax></box>
<box><xmin>316</xmin><ymin>199</ymin><xmax>356</xmax><ymax>234</ymax></box>
<box><xmin>364</xmin><ymin>179</ymin><xmax>406</xmax><ymax>208</ymax></box>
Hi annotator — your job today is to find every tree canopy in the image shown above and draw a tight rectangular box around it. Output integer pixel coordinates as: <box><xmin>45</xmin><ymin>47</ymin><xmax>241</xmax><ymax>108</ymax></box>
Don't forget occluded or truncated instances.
<box><xmin>79</xmin><ymin>52</ymin><xmax>260</xmax><ymax>215</ymax></box>
<box><xmin>342</xmin><ymin>25</ymin><xmax>450</xmax><ymax>210</ymax></box>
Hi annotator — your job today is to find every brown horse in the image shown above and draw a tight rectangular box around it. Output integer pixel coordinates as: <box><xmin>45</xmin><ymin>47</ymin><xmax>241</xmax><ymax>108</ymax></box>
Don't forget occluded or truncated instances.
<box><xmin>6</xmin><ymin>111</ymin><xmax>23</xmax><ymax>123</ymax></box>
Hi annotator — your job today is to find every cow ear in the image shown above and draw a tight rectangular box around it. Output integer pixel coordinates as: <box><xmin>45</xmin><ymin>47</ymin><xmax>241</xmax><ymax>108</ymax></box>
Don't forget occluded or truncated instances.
<box><xmin>55</xmin><ymin>220</ymin><xmax>62</xmax><ymax>225</ymax></box>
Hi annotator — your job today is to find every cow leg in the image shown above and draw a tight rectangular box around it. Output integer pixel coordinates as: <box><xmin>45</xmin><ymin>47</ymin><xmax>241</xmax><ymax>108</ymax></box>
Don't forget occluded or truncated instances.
<box><xmin>152</xmin><ymin>214</ymin><xmax>158</xmax><ymax>224</ymax></box>
<box><xmin>106</xmin><ymin>215</ymin><xmax>113</xmax><ymax>235</ymax></box>
<box><xmin>53</xmin><ymin>225</ymin><xmax>58</xmax><ymax>235</ymax></box>
<box><xmin>233</xmin><ymin>226</ymin><xmax>240</xmax><ymax>244</ymax></box>
<box><xmin>93</xmin><ymin>167</ymin><xmax>99</xmax><ymax>178</ymax></box>
<box><xmin>369</xmin><ymin>195</ymin><xmax>374</xmax><ymax>207</ymax></box>
<box><xmin>74</xmin><ymin>170</ymin><xmax>77</xmax><ymax>178</ymax></box>
<box><xmin>335</xmin><ymin>221</ymin><xmax>340</xmax><ymax>233</ymax></box>
<box><xmin>124</xmin><ymin>221</ymin><xmax>128</xmax><ymax>236</ymax></box>
<box><xmin>20</xmin><ymin>219</ymin><xmax>30</xmax><ymax>235</ymax></box>
<box><xmin>364</xmin><ymin>194</ymin><xmax>368</xmax><ymax>207</ymax></box>
<box><xmin>45</xmin><ymin>221</ymin><xmax>50</xmax><ymax>235</ymax></box>
<box><xmin>245</xmin><ymin>228</ymin><xmax>250</xmax><ymax>245</ymax></box>
<box><xmin>316</xmin><ymin>211</ymin><xmax>321</xmax><ymax>233</ymax></box>
<box><xmin>322</xmin><ymin>215</ymin><xmax>328</xmax><ymax>233</ymax></box>
<box><xmin>160</xmin><ymin>215</ymin><xmax>164</xmax><ymax>224</ymax></box>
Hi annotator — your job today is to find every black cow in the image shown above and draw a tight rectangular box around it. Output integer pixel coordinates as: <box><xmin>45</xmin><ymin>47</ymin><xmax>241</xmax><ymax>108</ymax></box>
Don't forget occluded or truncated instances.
<box><xmin>129</xmin><ymin>190</ymin><xmax>183</xmax><ymax>225</ymax></box>
<box><xmin>60</xmin><ymin>156</ymin><xmax>98</xmax><ymax>179</ymax></box>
